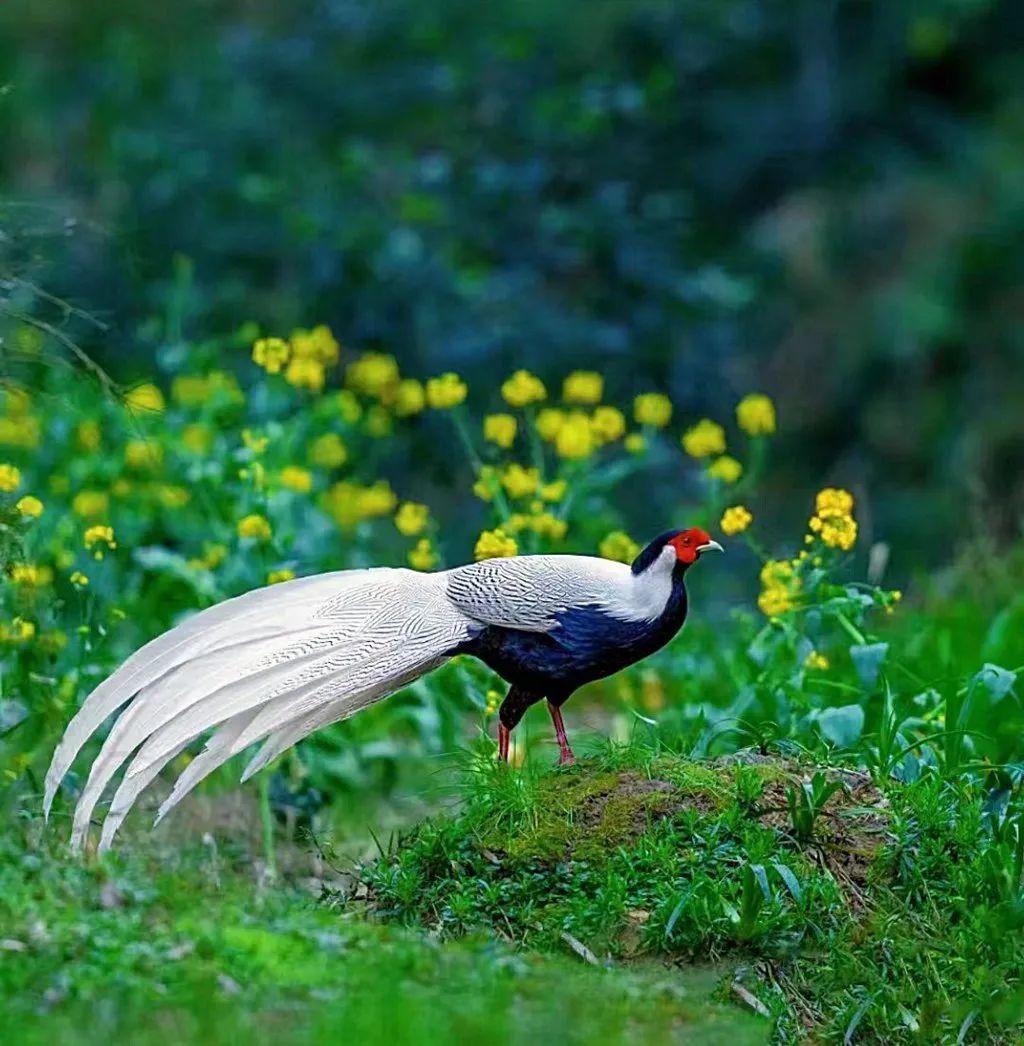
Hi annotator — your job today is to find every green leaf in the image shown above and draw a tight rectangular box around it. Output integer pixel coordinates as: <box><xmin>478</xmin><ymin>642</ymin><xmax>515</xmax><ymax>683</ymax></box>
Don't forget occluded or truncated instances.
<box><xmin>850</xmin><ymin>643</ymin><xmax>888</xmax><ymax>689</ymax></box>
<box><xmin>972</xmin><ymin>663</ymin><xmax>1017</xmax><ymax>704</ymax></box>
<box><xmin>818</xmin><ymin>704</ymin><xmax>865</xmax><ymax>748</ymax></box>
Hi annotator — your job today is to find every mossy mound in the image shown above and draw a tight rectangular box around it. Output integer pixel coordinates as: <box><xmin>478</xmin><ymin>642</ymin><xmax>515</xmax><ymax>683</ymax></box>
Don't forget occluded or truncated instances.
<box><xmin>357</xmin><ymin>749</ymin><xmax>1023</xmax><ymax>1043</ymax></box>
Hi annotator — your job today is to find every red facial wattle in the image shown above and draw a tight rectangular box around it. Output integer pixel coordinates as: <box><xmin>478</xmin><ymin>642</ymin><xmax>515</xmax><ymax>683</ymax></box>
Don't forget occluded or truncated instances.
<box><xmin>669</xmin><ymin>528</ymin><xmax>718</xmax><ymax>564</ymax></box>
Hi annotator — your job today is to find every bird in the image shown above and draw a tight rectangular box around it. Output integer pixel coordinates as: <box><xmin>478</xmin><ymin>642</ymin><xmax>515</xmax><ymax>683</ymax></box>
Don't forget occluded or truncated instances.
<box><xmin>44</xmin><ymin>527</ymin><xmax>722</xmax><ymax>851</ymax></box>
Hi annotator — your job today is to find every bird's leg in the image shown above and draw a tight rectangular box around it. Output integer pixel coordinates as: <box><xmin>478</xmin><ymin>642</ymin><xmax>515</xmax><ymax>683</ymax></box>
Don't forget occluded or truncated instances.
<box><xmin>547</xmin><ymin>701</ymin><xmax>575</xmax><ymax>766</ymax></box>
<box><xmin>497</xmin><ymin>685</ymin><xmax>542</xmax><ymax>764</ymax></box>
<box><xmin>497</xmin><ymin>722</ymin><xmax>510</xmax><ymax>762</ymax></box>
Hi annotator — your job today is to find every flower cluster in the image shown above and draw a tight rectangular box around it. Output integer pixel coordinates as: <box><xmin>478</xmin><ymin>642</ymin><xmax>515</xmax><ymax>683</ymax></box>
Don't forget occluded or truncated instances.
<box><xmin>599</xmin><ymin>531</ymin><xmax>640</xmax><ymax>564</ymax></box>
<box><xmin>758</xmin><ymin>559</ymin><xmax>801</xmax><ymax>617</ymax></box>
<box><xmin>808</xmin><ymin>488</ymin><xmax>858</xmax><ymax>551</ymax></box>
<box><xmin>474</xmin><ymin>528</ymin><xmax>518</xmax><ymax>560</ymax></box>
<box><xmin>720</xmin><ymin>505</ymin><xmax>752</xmax><ymax>536</ymax></box>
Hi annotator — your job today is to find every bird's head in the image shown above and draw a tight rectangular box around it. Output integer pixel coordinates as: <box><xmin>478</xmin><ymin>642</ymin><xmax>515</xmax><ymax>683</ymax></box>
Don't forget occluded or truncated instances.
<box><xmin>631</xmin><ymin>527</ymin><xmax>724</xmax><ymax>575</ymax></box>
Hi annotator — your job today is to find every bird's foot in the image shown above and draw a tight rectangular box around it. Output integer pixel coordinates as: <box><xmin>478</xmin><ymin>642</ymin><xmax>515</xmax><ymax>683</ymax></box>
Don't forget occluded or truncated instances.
<box><xmin>497</xmin><ymin>722</ymin><xmax>510</xmax><ymax>763</ymax></box>
<box><xmin>557</xmin><ymin>746</ymin><xmax>575</xmax><ymax>767</ymax></box>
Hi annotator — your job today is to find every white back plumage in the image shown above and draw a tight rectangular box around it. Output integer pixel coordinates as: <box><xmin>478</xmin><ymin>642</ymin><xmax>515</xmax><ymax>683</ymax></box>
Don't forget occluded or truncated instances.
<box><xmin>46</xmin><ymin>551</ymin><xmax>671</xmax><ymax>851</ymax></box>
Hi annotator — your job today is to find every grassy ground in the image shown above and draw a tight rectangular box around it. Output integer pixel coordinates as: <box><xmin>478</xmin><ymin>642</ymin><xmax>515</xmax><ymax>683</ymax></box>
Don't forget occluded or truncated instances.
<box><xmin>5</xmin><ymin>741</ymin><xmax>1022</xmax><ymax>1043</ymax></box>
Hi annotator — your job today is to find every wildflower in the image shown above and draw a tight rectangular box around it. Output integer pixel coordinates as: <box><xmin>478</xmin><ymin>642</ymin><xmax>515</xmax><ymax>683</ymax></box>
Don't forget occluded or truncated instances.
<box><xmin>815</xmin><ymin>488</ymin><xmax>854</xmax><ymax>517</ymax></box>
<box><xmin>72</xmin><ymin>490</ymin><xmax>109</xmax><ymax>519</ymax></box>
<box><xmin>473</xmin><ymin>466</ymin><xmax>500</xmax><ymax>502</ymax></box>
<box><xmin>10</xmin><ymin>564</ymin><xmax>53</xmax><ymax>587</ymax></box>
<box><xmin>816</xmin><ymin>512</ymin><xmax>858</xmax><ymax>551</ymax></box>
<box><xmin>760</xmin><ymin>560</ymin><xmax>795</xmax><ymax>588</ymax></box>
<box><xmin>309</xmin><ymin>432</ymin><xmax>348</xmax><ymax>469</ymax></box>
<box><xmin>321</xmin><ymin>481</ymin><xmax>397</xmax><ymax>528</ymax></box>
<box><xmin>285</xmin><ymin>355</ymin><xmax>326</xmax><ymax>393</ymax></box>
<box><xmin>279</xmin><ymin>466</ymin><xmax>313</xmax><ymax>493</ymax></box>
<box><xmin>805</xmin><ymin>651</ymin><xmax>830</xmax><ymax>671</ymax></box>
<box><xmin>426</xmin><ymin>373</ymin><xmax>468</xmax><ymax>409</ymax></box>
<box><xmin>394</xmin><ymin>501</ymin><xmax>430</xmax><ymax>536</ymax></box>
<box><xmin>0</xmin><ymin>464</ymin><xmax>21</xmax><ymax>492</ymax></box>
<box><xmin>0</xmin><ymin>618</ymin><xmax>36</xmax><ymax>643</ymax></box>
<box><xmin>555</xmin><ymin>412</ymin><xmax>594</xmax><ymax>460</ymax></box>
<box><xmin>237</xmin><ymin>514</ymin><xmax>272</xmax><ymax>541</ymax></box>
<box><xmin>70</xmin><ymin>571</ymin><xmax>90</xmax><ymax>587</ymax></box>
<box><xmin>590</xmin><ymin>405</ymin><xmax>626</xmax><ymax>444</ymax></box>
<box><xmin>758</xmin><ymin>586</ymin><xmax>794</xmax><ymax>617</ymax></box>
<box><xmin>624</xmin><ymin>433</ymin><xmax>646</xmax><ymax>455</ymax></box>
<box><xmin>408</xmin><ymin>538</ymin><xmax>438</xmax><ymax>571</ymax></box>
<box><xmin>252</xmin><ymin>337</ymin><xmax>291</xmax><ymax>374</ymax></box>
<box><xmin>346</xmin><ymin>352</ymin><xmax>400</xmax><ymax>398</ymax></box>
<box><xmin>736</xmin><ymin>393</ymin><xmax>776</xmax><ymax>436</ymax></box>
<box><xmin>84</xmin><ymin>525</ymin><xmax>117</xmax><ymax>560</ymax></box>
<box><xmin>681</xmin><ymin>419</ymin><xmax>726</xmax><ymax>458</ymax></box>
<box><xmin>242</xmin><ymin>429</ymin><xmax>269</xmax><ymax>455</ymax></box>
<box><xmin>125</xmin><ymin>383</ymin><xmax>165</xmax><ymax>414</ymax></box>
<box><xmin>76</xmin><ymin>419</ymin><xmax>101</xmax><ymax>451</ymax></box>
<box><xmin>485</xmin><ymin>689</ymin><xmax>501</xmax><ymax>716</ymax></box>
<box><xmin>15</xmin><ymin>495</ymin><xmax>43</xmax><ymax>518</ymax></box>
<box><xmin>484</xmin><ymin>413</ymin><xmax>517</xmax><ymax>449</ymax></box>
<box><xmin>758</xmin><ymin>559</ymin><xmax>800</xmax><ymax>617</ymax></box>
<box><xmin>599</xmin><ymin>531</ymin><xmax>640</xmax><ymax>564</ymax></box>
<box><xmin>540</xmin><ymin>479</ymin><xmax>567</xmax><ymax>502</ymax></box>
<box><xmin>392</xmin><ymin>378</ymin><xmax>426</xmax><ymax>417</ymax></box>
<box><xmin>182</xmin><ymin>423</ymin><xmax>213</xmax><ymax>454</ymax></box>
<box><xmin>474</xmin><ymin>528</ymin><xmax>518</xmax><ymax>560</ymax></box>
<box><xmin>535</xmin><ymin>408</ymin><xmax>566</xmax><ymax>442</ymax></box>
<box><xmin>707</xmin><ymin>455</ymin><xmax>742</xmax><ymax>484</ymax></box>
<box><xmin>522</xmin><ymin>512</ymin><xmax>568</xmax><ymax>541</ymax></box>
<box><xmin>125</xmin><ymin>440</ymin><xmax>163</xmax><ymax>471</ymax></box>
<box><xmin>563</xmin><ymin>371</ymin><xmax>603</xmax><ymax>405</ymax></box>
<box><xmin>633</xmin><ymin>393</ymin><xmax>672</xmax><ymax>428</ymax></box>
<box><xmin>501</xmin><ymin>370</ymin><xmax>546</xmax><ymax>408</ymax></box>
<box><xmin>290</xmin><ymin>325</ymin><xmax>340</xmax><ymax>365</ymax></box>
<box><xmin>720</xmin><ymin>505</ymin><xmax>753</xmax><ymax>535</ymax></box>
<box><xmin>501</xmin><ymin>464</ymin><xmax>540</xmax><ymax>499</ymax></box>
<box><xmin>267</xmin><ymin>568</ymin><xmax>296</xmax><ymax>585</ymax></box>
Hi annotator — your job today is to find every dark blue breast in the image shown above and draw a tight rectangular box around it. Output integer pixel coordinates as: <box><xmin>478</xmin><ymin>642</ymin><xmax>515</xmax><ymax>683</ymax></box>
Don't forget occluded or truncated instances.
<box><xmin>458</xmin><ymin>576</ymin><xmax>688</xmax><ymax>701</ymax></box>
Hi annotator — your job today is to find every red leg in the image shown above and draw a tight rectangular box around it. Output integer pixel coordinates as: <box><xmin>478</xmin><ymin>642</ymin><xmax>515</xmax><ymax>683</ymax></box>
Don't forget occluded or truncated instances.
<box><xmin>498</xmin><ymin>722</ymin><xmax>510</xmax><ymax>763</ymax></box>
<box><xmin>547</xmin><ymin>702</ymin><xmax>575</xmax><ymax>766</ymax></box>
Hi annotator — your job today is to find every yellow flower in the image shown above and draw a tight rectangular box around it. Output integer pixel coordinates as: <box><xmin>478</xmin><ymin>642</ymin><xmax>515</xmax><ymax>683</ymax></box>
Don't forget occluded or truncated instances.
<box><xmin>563</xmin><ymin>371</ymin><xmax>603</xmax><ymax>405</ymax></box>
<box><xmin>309</xmin><ymin>432</ymin><xmax>348</xmax><ymax>469</ymax></box>
<box><xmin>392</xmin><ymin>378</ymin><xmax>426</xmax><ymax>417</ymax></box>
<box><xmin>321</xmin><ymin>480</ymin><xmax>397</xmax><ymax>528</ymax></box>
<box><xmin>0</xmin><ymin>464</ymin><xmax>21</xmax><ymax>492</ymax></box>
<box><xmin>280</xmin><ymin>466</ymin><xmax>313</xmax><ymax>493</ymax></box>
<box><xmin>72</xmin><ymin>490</ymin><xmax>109</xmax><ymax>519</ymax></box>
<box><xmin>540</xmin><ymin>479</ymin><xmax>567</xmax><ymax>502</ymax></box>
<box><xmin>681</xmin><ymin>418</ymin><xmax>726</xmax><ymax>458</ymax></box>
<box><xmin>345</xmin><ymin>352</ymin><xmax>400</xmax><ymax>398</ymax></box>
<box><xmin>633</xmin><ymin>393</ymin><xmax>672</xmax><ymax>428</ymax></box>
<box><xmin>720</xmin><ymin>505</ymin><xmax>752</xmax><ymax>535</ymax></box>
<box><xmin>267</xmin><ymin>568</ymin><xmax>296</xmax><ymax>585</ymax></box>
<box><xmin>736</xmin><ymin>393</ymin><xmax>776</xmax><ymax>436</ymax></box>
<box><xmin>474</xmin><ymin>528</ymin><xmax>518</xmax><ymax>560</ymax></box>
<box><xmin>290</xmin><ymin>324</ymin><xmax>340</xmax><ymax>365</ymax></box>
<box><xmin>157</xmin><ymin>485</ymin><xmax>191</xmax><ymax>509</ymax></box>
<box><xmin>0</xmin><ymin>618</ymin><xmax>36</xmax><ymax>643</ymax></box>
<box><xmin>707</xmin><ymin>455</ymin><xmax>742</xmax><ymax>484</ymax></box>
<box><xmin>76</xmin><ymin>419</ymin><xmax>102</xmax><ymax>451</ymax></box>
<box><xmin>285</xmin><ymin>355</ymin><xmax>326</xmax><ymax>393</ymax></box>
<box><xmin>590</xmin><ymin>405</ymin><xmax>625</xmax><ymax>444</ymax></box>
<box><xmin>535</xmin><ymin>408</ymin><xmax>566</xmax><ymax>442</ymax></box>
<box><xmin>817</xmin><ymin>513</ymin><xmax>858</xmax><ymax>551</ymax></box>
<box><xmin>15</xmin><ymin>495</ymin><xmax>43</xmax><ymax>518</ymax></box>
<box><xmin>473</xmin><ymin>466</ymin><xmax>500</xmax><ymax>502</ymax></box>
<box><xmin>83</xmin><ymin>525</ymin><xmax>117</xmax><ymax>560</ymax></box>
<box><xmin>425</xmin><ymin>373</ymin><xmax>468</xmax><ymax>409</ymax></box>
<box><xmin>518</xmin><ymin>512</ymin><xmax>568</xmax><ymax>541</ymax></box>
<box><xmin>394</xmin><ymin>501</ymin><xmax>430</xmax><ymax>536</ymax></box>
<box><xmin>237</xmin><ymin>514</ymin><xmax>272</xmax><ymax>541</ymax></box>
<box><xmin>182</xmin><ymin>423</ymin><xmax>213</xmax><ymax>454</ymax></box>
<box><xmin>330</xmin><ymin>390</ymin><xmax>363</xmax><ymax>423</ymax></box>
<box><xmin>501</xmin><ymin>370</ymin><xmax>546</xmax><ymax>408</ymax></box>
<box><xmin>760</xmin><ymin>560</ymin><xmax>795</xmax><ymax>588</ymax></box>
<box><xmin>599</xmin><ymin>531</ymin><xmax>640</xmax><ymax>564</ymax></box>
<box><xmin>484</xmin><ymin>413</ymin><xmax>517</xmax><ymax>449</ymax></box>
<box><xmin>555</xmin><ymin>412</ymin><xmax>594</xmax><ymax>460</ymax></box>
<box><xmin>758</xmin><ymin>587</ymin><xmax>794</xmax><ymax>617</ymax></box>
<box><xmin>69</xmin><ymin>570</ymin><xmax>90</xmax><ymax>587</ymax></box>
<box><xmin>624</xmin><ymin>433</ymin><xmax>646</xmax><ymax>455</ymax></box>
<box><xmin>501</xmin><ymin>464</ymin><xmax>540</xmax><ymax>499</ymax></box>
<box><xmin>188</xmin><ymin>543</ymin><xmax>228</xmax><ymax>571</ymax></box>
<box><xmin>241</xmin><ymin>429</ymin><xmax>268</xmax><ymax>455</ymax></box>
<box><xmin>408</xmin><ymin>538</ymin><xmax>438</xmax><ymax>571</ymax></box>
<box><xmin>125</xmin><ymin>439</ymin><xmax>163</xmax><ymax>471</ymax></box>
<box><xmin>125</xmin><ymin>383</ymin><xmax>165</xmax><ymax>414</ymax></box>
<box><xmin>805</xmin><ymin>651</ymin><xmax>830</xmax><ymax>671</ymax></box>
<box><xmin>10</xmin><ymin>564</ymin><xmax>53</xmax><ymax>587</ymax></box>
<box><xmin>815</xmin><ymin>488</ymin><xmax>854</xmax><ymax>517</ymax></box>
<box><xmin>170</xmin><ymin>371</ymin><xmax>243</xmax><ymax>407</ymax></box>
<box><xmin>485</xmin><ymin>689</ymin><xmax>501</xmax><ymax>716</ymax></box>
<box><xmin>252</xmin><ymin>337</ymin><xmax>291</xmax><ymax>374</ymax></box>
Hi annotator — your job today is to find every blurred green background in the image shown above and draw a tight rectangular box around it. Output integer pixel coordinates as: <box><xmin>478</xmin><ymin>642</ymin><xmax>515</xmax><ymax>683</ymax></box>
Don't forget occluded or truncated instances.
<box><xmin>2</xmin><ymin>0</ymin><xmax>1022</xmax><ymax>566</ymax></box>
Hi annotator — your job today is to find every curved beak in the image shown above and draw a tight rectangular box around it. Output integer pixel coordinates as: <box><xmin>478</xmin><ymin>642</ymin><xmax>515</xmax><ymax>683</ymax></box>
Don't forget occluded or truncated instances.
<box><xmin>697</xmin><ymin>540</ymin><xmax>724</xmax><ymax>555</ymax></box>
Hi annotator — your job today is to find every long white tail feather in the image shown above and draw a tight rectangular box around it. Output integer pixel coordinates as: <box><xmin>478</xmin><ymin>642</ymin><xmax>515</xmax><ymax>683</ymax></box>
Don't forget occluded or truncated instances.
<box><xmin>49</xmin><ymin>568</ymin><xmax>475</xmax><ymax>850</ymax></box>
<box><xmin>44</xmin><ymin>570</ymin><xmax>366</xmax><ymax>816</ymax></box>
